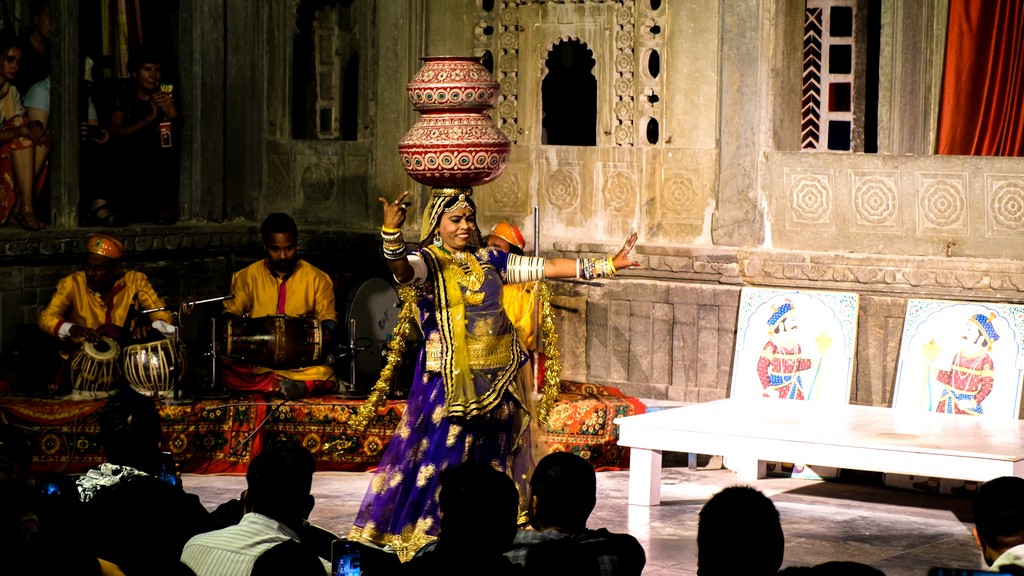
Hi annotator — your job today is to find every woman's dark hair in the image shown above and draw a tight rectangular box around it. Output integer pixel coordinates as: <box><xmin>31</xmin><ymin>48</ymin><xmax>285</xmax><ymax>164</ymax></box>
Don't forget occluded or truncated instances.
<box><xmin>127</xmin><ymin>45</ymin><xmax>164</xmax><ymax>72</ymax></box>
<box><xmin>0</xmin><ymin>31</ymin><xmax>18</xmax><ymax>60</ymax></box>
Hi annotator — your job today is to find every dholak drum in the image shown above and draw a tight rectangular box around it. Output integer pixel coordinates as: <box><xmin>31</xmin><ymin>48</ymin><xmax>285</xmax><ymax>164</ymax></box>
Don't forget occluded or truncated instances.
<box><xmin>123</xmin><ymin>337</ymin><xmax>188</xmax><ymax>398</ymax></box>
<box><xmin>70</xmin><ymin>337</ymin><xmax>121</xmax><ymax>398</ymax></box>
<box><xmin>223</xmin><ymin>315</ymin><xmax>323</xmax><ymax>369</ymax></box>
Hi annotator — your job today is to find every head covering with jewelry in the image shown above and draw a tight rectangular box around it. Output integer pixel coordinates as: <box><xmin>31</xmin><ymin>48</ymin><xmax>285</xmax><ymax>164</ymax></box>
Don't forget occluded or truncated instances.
<box><xmin>419</xmin><ymin>187</ymin><xmax>476</xmax><ymax>243</ymax></box>
<box><xmin>87</xmin><ymin>235</ymin><xmax>124</xmax><ymax>260</ymax></box>
<box><xmin>490</xmin><ymin>222</ymin><xmax>525</xmax><ymax>251</ymax></box>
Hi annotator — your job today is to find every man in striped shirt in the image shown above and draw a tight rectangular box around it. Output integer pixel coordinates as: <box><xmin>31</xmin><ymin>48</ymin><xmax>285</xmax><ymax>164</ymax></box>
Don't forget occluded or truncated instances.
<box><xmin>180</xmin><ymin>441</ymin><xmax>328</xmax><ymax>575</ymax></box>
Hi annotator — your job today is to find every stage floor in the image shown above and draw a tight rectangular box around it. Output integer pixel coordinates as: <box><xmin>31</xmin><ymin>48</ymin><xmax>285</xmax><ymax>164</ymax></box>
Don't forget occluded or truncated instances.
<box><xmin>183</xmin><ymin>466</ymin><xmax>983</xmax><ymax>576</ymax></box>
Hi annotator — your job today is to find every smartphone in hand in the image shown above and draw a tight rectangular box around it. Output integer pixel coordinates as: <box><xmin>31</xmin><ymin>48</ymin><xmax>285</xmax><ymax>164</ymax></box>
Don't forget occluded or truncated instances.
<box><xmin>157</xmin><ymin>451</ymin><xmax>181</xmax><ymax>489</ymax></box>
<box><xmin>928</xmin><ymin>568</ymin><xmax>1016</xmax><ymax>576</ymax></box>
<box><xmin>331</xmin><ymin>539</ymin><xmax>362</xmax><ymax>576</ymax></box>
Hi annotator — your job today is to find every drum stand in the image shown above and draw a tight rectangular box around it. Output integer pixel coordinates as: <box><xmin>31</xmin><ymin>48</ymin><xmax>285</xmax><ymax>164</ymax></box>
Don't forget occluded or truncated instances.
<box><xmin>142</xmin><ymin>295</ymin><xmax>235</xmax><ymax>400</ymax></box>
<box><xmin>199</xmin><ymin>316</ymin><xmax>230</xmax><ymax>399</ymax></box>
<box><xmin>333</xmin><ymin>318</ymin><xmax>372</xmax><ymax>398</ymax></box>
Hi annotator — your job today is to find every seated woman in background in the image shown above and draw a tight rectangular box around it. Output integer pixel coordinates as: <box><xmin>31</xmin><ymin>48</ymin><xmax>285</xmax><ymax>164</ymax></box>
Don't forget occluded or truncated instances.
<box><xmin>0</xmin><ymin>31</ymin><xmax>50</xmax><ymax>231</ymax></box>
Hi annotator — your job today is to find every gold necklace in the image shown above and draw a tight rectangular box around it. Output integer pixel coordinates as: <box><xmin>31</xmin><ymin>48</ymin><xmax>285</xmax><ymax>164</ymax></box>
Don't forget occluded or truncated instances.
<box><xmin>436</xmin><ymin>247</ymin><xmax>485</xmax><ymax>305</ymax></box>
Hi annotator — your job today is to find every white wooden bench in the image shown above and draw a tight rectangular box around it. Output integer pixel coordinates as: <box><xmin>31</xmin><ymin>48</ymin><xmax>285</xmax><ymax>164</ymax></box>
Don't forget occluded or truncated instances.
<box><xmin>614</xmin><ymin>398</ymin><xmax>1024</xmax><ymax>506</ymax></box>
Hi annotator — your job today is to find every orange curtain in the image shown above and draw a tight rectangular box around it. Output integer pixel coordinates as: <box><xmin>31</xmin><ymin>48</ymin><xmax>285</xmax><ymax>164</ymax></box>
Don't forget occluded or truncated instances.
<box><xmin>936</xmin><ymin>0</ymin><xmax>1024</xmax><ymax>156</ymax></box>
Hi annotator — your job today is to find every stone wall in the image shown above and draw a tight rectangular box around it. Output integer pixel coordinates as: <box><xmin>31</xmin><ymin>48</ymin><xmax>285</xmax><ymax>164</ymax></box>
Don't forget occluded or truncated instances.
<box><xmin>546</xmin><ymin>242</ymin><xmax>1024</xmax><ymax>408</ymax></box>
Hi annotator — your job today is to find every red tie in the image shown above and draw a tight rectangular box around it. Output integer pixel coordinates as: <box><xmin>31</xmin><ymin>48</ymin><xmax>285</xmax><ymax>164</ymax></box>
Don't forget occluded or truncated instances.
<box><xmin>276</xmin><ymin>281</ymin><xmax>287</xmax><ymax>315</ymax></box>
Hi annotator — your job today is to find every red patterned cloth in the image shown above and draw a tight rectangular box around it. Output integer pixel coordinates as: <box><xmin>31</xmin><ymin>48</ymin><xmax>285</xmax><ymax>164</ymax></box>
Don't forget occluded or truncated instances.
<box><xmin>0</xmin><ymin>394</ymin><xmax>404</xmax><ymax>475</ymax></box>
<box><xmin>539</xmin><ymin>381</ymin><xmax>646</xmax><ymax>470</ymax></box>
<box><xmin>0</xmin><ymin>381</ymin><xmax>642</xmax><ymax>474</ymax></box>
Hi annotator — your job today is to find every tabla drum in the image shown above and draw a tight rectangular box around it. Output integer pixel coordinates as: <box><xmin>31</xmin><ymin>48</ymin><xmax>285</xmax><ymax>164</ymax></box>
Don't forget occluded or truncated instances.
<box><xmin>223</xmin><ymin>315</ymin><xmax>323</xmax><ymax>369</ymax></box>
<box><xmin>122</xmin><ymin>337</ymin><xmax>188</xmax><ymax>398</ymax></box>
<box><xmin>70</xmin><ymin>337</ymin><xmax>121</xmax><ymax>398</ymax></box>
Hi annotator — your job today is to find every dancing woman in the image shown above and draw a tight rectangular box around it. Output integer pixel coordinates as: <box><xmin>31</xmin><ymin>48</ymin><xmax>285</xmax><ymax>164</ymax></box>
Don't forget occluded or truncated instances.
<box><xmin>348</xmin><ymin>187</ymin><xmax>639</xmax><ymax>559</ymax></box>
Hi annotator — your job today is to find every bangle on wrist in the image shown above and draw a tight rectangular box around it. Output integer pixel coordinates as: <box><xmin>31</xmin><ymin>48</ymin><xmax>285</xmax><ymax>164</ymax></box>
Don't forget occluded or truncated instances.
<box><xmin>381</xmin><ymin>226</ymin><xmax>401</xmax><ymax>234</ymax></box>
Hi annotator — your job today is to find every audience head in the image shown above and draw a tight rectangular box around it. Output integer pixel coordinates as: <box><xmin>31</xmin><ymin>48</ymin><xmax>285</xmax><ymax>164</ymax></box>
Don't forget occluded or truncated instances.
<box><xmin>97</xmin><ymin>389</ymin><xmax>163</xmax><ymax>475</ymax></box>
<box><xmin>973</xmin><ymin>476</ymin><xmax>1024</xmax><ymax>566</ymax></box>
<box><xmin>84</xmin><ymin>234</ymin><xmax>124</xmax><ymax>293</ymax></box>
<box><xmin>0</xmin><ymin>31</ymin><xmax>20</xmax><ymax>84</ymax></box>
<box><xmin>529</xmin><ymin>451</ymin><xmax>596</xmax><ymax>532</ymax></box>
<box><xmin>127</xmin><ymin>45</ymin><xmax>164</xmax><ymax>92</ymax></box>
<box><xmin>0</xmin><ymin>414</ymin><xmax>32</xmax><ymax>487</ymax></box>
<box><xmin>778</xmin><ymin>562</ymin><xmax>886</xmax><ymax>575</ymax></box>
<box><xmin>30</xmin><ymin>0</ymin><xmax>50</xmax><ymax>40</ymax></box>
<box><xmin>437</xmin><ymin>461</ymin><xmax>520</xmax><ymax>556</ymax></box>
<box><xmin>487</xmin><ymin>222</ymin><xmax>526</xmax><ymax>256</ymax></box>
<box><xmin>244</xmin><ymin>439</ymin><xmax>316</xmax><ymax>529</ymax></box>
<box><xmin>128</xmin><ymin>45</ymin><xmax>165</xmax><ymax>72</ymax></box>
<box><xmin>697</xmin><ymin>485</ymin><xmax>784</xmax><ymax>576</ymax></box>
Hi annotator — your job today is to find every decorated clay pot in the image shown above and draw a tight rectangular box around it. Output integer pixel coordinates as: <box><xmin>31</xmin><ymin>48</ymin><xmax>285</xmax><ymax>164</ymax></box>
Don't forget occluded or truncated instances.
<box><xmin>399</xmin><ymin>112</ymin><xmax>511</xmax><ymax>187</ymax></box>
<box><xmin>406</xmin><ymin>56</ymin><xmax>501</xmax><ymax>111</ymax></box>
<box><xmin>399</xmin><ymin>56</ymin><xmax>511</xmax><ymax>187</ymax></box>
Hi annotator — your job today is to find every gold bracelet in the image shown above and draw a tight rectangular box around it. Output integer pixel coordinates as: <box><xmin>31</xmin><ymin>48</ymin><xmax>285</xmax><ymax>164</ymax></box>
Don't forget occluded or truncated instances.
<box><xmin>607</xmin><ymin>256</ymin><xmax>618</xmax><ymax>275</ymax></box>
<box><xmin>381</xmin><ymin>226</ymin><xmax>401</xmax><ymax>234</ymax></box>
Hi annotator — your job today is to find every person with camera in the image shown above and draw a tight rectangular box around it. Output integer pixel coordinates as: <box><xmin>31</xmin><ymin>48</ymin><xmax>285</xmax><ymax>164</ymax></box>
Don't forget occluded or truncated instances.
<box><xmin>221</xmin><ymin>212</ymin><xmax>338</xmax><ymax>399</ymax></box>
<box><xmin>110</xmin><ymin>45</ymin><xmax>179</xmax><ymax>225</ymax></box>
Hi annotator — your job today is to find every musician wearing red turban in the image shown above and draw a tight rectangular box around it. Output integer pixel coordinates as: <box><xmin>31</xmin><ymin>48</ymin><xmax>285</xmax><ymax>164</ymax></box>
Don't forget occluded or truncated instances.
<box><xmin>221</xmin><ymin>212</ymin><xmax>337</xmax><ymax>398</ymax></box>
<box><xmin>38</xmin><ymin>234</ymin><xmax>176</xmax><ymax>344</ymax></box>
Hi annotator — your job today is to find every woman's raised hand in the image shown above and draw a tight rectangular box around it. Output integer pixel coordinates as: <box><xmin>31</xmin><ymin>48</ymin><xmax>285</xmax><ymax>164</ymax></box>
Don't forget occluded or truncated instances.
<box><xmin>612</xmin><ymin>231</ymin><xmax>641</xmax><ymax>271</ymax></box>
<box><xmin>379</xmin><ymin>191</ymin><xmax>411</xmax><ymax>230</ymax></box>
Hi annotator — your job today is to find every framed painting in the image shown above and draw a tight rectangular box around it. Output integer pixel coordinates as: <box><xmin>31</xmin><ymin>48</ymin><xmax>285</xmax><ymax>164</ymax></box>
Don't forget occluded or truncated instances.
<box><xmin>731</xmin><ymin>287</ymin><xmax>860</xmax><ymax>404</ymax></box>
<box><xmin>887</xmin><ymin>299</ymin><xmax>1024</xmax><ymax>495</ymax></box>
<box><xmin>729</xmin><ymin>287</ymin><xmax>859</xmax><ymax>480</ymax></box>
<box><xmin>892</xmin><ymin>299</ymin><xmax>1024</xmax><ymax>419</ymax></box>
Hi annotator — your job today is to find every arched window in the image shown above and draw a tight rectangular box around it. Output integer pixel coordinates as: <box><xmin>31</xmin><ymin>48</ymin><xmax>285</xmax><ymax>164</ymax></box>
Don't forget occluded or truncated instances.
<box><xmin>541</xmin><ymin>39</ymin><xmax>597</xmax><ymax>146</ymax></box>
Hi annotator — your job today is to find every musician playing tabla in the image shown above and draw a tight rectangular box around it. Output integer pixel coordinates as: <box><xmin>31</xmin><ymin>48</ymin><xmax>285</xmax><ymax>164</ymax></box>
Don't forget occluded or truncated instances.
<box><xmin>37</xmin><ymin>234</ymin><xmax>176</xmax><ymax>390</ymax></box>
<box><xmin>221</xmin><ymin>212</ymin><xmax>338</xmax><ymax>398</ymax></box>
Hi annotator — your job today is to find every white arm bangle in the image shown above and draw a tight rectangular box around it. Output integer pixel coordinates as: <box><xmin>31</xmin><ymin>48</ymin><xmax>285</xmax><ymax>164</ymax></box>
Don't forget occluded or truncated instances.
<box><xmin>506</xmin><ymin>254</ymin><xmax>546</xmax><ymax>284</ymax></box>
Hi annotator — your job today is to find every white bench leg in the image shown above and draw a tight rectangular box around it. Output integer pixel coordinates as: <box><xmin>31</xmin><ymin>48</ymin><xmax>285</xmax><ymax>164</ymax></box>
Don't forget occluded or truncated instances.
<box><xmin>628</xmin><ymin>448</ymin><xmax>662</xmax><ymax>506</ymax></box>
<box><xmin>729</xmin><ymin>457</ymin><xmax>767</xmax><ymax>481</ymax></box>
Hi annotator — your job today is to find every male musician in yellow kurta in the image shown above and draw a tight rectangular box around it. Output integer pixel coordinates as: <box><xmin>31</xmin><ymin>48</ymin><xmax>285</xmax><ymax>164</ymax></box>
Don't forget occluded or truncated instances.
<box><xmin>222</xmin><ymin>212</ymin><xmax>338</xmax><ymax>398</ymax></box>
<box><xmin>37</xmin><ymin>234</ymin><xmax>176</xmax><ymax>391</ymax></box>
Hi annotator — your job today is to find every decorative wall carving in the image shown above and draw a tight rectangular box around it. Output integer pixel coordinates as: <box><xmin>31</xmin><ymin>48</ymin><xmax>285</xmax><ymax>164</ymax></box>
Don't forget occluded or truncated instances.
<box><xmin>495</xmin><ymin>1</ymin><xmax>636</xmax><ymax>146</ymax></box>
<box><xmin>491</xmin><ymin>171</ymin><xmax>526</xmax><ymax>212</ymax></box>
<box><xmin>603</xmin><ymin>170</ymin><xmax>637</xmax><ymax>213</ymax></box>
<box><xmin>851</xmin><ymin>172</ymin><xmax>899</xmax><ymax>229</ymax></box>
<box><xmin>661</xmin><ymin>173</ymin><xmax>700</xmax><ymax>222</ymax></box>
<box><xmin>546</xmin><ymin>167</ymin><xmax>582</xmax><ymax>210</ymax></box>
<box><xmin>917</xmin><ymin>173</ymin><xmax>967</xmax><ymax>232</ymax></box>
<box><xmin>988</xmin><ymin>175</ymin><xmax>1024</xmax><ymax>234</ymax></box>
<box><xmin>785</xmin><ymin>169</ymin><xmax>834</xmax><ymax>226</ymax></box>
<box><xmin>297</xmin><ymin>156</ymin><xmax>337</xmax><ymax>204</ymax></box>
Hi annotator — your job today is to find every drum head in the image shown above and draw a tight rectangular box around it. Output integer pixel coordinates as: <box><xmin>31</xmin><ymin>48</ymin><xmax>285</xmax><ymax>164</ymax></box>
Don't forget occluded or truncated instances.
<box><xmin>348</xmin><ymin>278</ymin><xmax>401</xmax><ymax>344</ymax></box>
<box><xmin>345</xmin><ymin>278</ymin><xmax>401</xmax><ymax>387</ymax></box>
